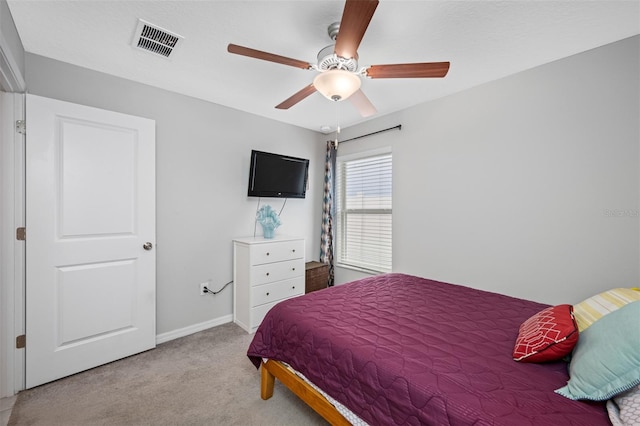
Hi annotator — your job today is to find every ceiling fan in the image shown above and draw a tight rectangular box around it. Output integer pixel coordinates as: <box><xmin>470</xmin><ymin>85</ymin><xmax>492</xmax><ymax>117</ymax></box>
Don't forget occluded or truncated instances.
<box><xmin>227</xmin><ymin>0</ymin><xmax>450</xmax><ymax>118</ymax></box>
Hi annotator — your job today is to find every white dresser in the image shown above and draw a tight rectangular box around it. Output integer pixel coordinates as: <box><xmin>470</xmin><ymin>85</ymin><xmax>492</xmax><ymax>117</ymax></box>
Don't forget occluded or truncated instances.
<box><xmin>233</xmin><ymin>236</ymin><xmax>305</xmax><ymax>333</ymax></box>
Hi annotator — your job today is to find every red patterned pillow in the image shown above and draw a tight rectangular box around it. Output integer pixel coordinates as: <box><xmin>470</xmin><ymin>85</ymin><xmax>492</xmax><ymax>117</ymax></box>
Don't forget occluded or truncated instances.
<box><xmin>513</xmin><ymin>304</ymin><xmax>579</xmax><ymax>363</ymax></box>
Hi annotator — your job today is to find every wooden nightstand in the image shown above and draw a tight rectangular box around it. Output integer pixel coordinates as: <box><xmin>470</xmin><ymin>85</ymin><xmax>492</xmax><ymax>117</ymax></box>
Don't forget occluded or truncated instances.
<box><xmin>305</xmin><ymin>261</ymin><xmax>329</xmax><ymax>294</ymax></box>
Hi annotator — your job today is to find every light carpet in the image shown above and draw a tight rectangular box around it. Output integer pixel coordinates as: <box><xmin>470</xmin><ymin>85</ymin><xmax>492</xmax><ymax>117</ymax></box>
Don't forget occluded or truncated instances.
<box><xmin>8</xmin><ymin>322</ymin><xmax>326</xmax><ymax>425</ymax></box>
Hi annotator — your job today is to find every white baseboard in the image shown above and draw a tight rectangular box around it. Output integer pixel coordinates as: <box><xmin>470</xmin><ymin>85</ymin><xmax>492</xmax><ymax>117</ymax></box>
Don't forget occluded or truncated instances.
<box><xmin>155</xmin><ymin>314</ymin><xmax>233</xmax><ymax>345</ymax></box>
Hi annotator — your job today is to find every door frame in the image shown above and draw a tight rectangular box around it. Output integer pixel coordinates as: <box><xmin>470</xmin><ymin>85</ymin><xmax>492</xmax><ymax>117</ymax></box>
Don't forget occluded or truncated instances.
<box><xmin>1</xmin><ymin>13</ymin><xmax>28</xmax><ymax>397</ymax></box>
<box><xmin>0</xmin><ymin>91</ymin><xmax>26</xmax><ymax>397</ymax></box>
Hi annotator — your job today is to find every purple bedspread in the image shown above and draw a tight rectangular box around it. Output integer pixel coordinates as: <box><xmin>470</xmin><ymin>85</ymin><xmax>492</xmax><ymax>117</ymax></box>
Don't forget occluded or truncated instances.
<box><xmin>247</xmin><ymin>273</ymin><xmax>608</xmax><ymax>425</ymax></box>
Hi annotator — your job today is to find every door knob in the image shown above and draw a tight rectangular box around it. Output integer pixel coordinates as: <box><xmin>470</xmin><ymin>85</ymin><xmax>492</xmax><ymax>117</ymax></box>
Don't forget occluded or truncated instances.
<box><xmin>143</xmin><ymin>242</ymin><xmax>153</xmax><ymax>251</ymax></box>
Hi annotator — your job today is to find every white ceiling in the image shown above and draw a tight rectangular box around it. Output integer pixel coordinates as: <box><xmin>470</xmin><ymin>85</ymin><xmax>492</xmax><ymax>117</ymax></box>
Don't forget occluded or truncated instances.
<box><xmin>7</xmin><ymin>0</ymin><xmax>640</xmax><ymax>133</ymax></box>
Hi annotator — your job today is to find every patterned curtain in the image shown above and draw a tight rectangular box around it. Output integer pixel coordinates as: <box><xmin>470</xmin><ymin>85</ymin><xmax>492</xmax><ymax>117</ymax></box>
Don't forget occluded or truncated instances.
<box><xmin>320</xmin><ymin>140</ymin><xmax>337</xmax><ymax>286</ymax></box>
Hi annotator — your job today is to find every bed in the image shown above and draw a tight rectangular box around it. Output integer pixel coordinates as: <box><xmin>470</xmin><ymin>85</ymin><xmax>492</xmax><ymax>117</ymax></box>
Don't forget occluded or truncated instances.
<box><xmin>247</xmin><ymin>273</ymin><xmax>610</xmax><ymax>425</ymax></box>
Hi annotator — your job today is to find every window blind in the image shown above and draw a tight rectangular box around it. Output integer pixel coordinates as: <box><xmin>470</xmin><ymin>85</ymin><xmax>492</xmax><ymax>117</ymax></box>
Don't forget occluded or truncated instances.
<box><xmin>336</xmin><ymin>152</ymin><xmax>392</xmax><ymax>272</ymax></box>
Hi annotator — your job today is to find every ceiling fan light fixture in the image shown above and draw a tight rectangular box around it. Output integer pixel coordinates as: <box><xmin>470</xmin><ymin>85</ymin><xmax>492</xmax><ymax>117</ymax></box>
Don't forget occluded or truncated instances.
<box><xmin>313</xmin><ymin>69</ymin><xmax>361</xmax><ymax>102</ymax></box>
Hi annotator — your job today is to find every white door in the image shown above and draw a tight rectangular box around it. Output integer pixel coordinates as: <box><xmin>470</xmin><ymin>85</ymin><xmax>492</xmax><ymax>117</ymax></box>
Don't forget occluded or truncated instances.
<box><xmin>25</xmin><ymin>94</ymin><xmax>156</xmax><ymax>388</ymax></box>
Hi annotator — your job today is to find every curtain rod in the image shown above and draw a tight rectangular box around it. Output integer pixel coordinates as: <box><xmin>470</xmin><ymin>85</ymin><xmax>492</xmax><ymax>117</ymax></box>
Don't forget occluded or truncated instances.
<box><xmin>336</xmin><ymin>124</ymin><xmax>402</xmax><ymax>144</ymax></box>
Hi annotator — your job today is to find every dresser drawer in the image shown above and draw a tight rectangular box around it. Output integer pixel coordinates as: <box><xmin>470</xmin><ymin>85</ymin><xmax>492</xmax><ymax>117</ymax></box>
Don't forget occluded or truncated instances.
<box><xmin>251</xmin><ymin>258</ymin><xmax>304</xmax><ymax>286</ymax></box>
<box><xmin>250</xmin><ymin>300</ymin><xmax>280</xmax><ymax>330</ymax></box>
<box><xmin>249</xmin><ymin>289</ymin><xmax>303</xmax><ymax>330</ymax></box>
<box><xmin>251</xmin><ymin>277</ymin><xmax>304</xmax><ymax>307</ymax></box>
<box><xmin>250</xmin><ymin>240</ymin><xmax>304</xmax><ymax>265</ymax></box>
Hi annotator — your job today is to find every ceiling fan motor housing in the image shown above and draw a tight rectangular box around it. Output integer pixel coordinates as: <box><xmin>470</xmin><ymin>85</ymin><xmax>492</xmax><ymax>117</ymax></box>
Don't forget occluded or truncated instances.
<box><xmin>317</xmin><ymin>45</ymin><xmax>358</xmax><ymax>71</ymax></box>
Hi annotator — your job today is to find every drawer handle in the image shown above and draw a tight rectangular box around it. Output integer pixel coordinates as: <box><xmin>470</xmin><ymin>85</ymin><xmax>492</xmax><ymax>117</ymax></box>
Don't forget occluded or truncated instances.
<box><xmin>266</xmin><ymin>252</ymin><xmax>270</xmax><ymax>256</ymax></box>
<box><xmin>266</xmin><ymin>272</ymin><xmax>270</xmax><ymax>276</ymax></box>
<box><xmin>292</xmin><ymin>286</ymin><xmax>296</xmax><ymax>289</ymax></box>
<box><xmin>266</xmin><ymin>292</ymin><xmax>270</xmax><ymax>296</ymax></box>
<box><xmin>292</xmin><ymin>267</ymin><xmax>295</xmax><ymax>271</ymax></box>
<box><xmin>292</xmin><ymin>249</ymin><xmax>296</xmax><ymax>253</ymax></box>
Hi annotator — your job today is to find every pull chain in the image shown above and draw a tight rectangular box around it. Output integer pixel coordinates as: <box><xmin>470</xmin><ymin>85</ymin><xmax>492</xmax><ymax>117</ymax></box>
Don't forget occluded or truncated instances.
<box><xmin>334</xmin><ymin>102</ymin><xmax>340</xmax><ymax>148</ymax></box>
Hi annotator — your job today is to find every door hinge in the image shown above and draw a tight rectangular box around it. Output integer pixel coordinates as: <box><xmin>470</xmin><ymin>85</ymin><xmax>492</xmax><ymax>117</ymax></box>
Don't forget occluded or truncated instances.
<box><xmin>16</xmin><ymin>120</ymin><xmax>25</xmax><ymax>135</ymax></box>
<box><xmin>16</xmin><ymin>227</ymin><xmax>26</xmax><ymax>241</ymax></box>
<box><xmin>16</xmin><ymin>335</ymin><xmax>26</xmax><ymax>349</ymax></box>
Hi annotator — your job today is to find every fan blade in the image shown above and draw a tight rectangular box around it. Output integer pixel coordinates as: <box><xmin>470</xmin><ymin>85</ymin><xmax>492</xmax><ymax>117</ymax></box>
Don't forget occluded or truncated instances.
<box><xmin>366</xmin><ymin>62</ymin><xmax>450</xmax><ymax>78</ymax></box>
<box><xmin>349</xmin><ymin>89</ymin><xmax>377</xmax><ymax>117</ymax></box>
<box><xmin>275</xmin><ymin>84</ymin><xmax>317</xmax><ymax>109</ymax></box>
<box><xmin>334</xmin><ymin>0</ymin><xmax>379</xmax><ymax>59</ymax></box>
<box><xmin>227</xmin><ymin>44</ymin><xmax>312</xmax><ymax>70</ymax></box>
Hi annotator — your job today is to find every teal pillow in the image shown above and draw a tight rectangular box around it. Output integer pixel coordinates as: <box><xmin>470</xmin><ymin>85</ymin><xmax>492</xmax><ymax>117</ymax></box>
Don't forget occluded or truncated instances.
<box><xmin>555</xmin><ymin>300</ymin><xmax>640</xmax><ymax>401</ymax></box>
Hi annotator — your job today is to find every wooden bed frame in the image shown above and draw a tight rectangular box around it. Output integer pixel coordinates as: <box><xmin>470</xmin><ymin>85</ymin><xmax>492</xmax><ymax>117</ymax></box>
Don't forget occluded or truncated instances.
<box><xmin>260</xmin><ymin>359</ymin><xmax>351</xmax><ymax>425</ymax></box>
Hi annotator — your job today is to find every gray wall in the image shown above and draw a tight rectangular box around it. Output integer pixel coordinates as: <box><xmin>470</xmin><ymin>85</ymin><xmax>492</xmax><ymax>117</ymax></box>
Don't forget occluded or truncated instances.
<box><xmin>25</xmin><ymin>53</ymin><xmax>325</xmax><ymax>335</ymax></box>
<box><xmin>336</xmin><ymin>35</ymin><xmax>640</xmax><ymax>305</ymax></box>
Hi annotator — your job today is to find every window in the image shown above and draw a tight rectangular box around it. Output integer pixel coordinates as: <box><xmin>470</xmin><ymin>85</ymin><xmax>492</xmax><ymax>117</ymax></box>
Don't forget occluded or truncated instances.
<box><xmin>336</xmin><ymin>149</ymin><xmax>392</xmax><ymax>273</ymax></box>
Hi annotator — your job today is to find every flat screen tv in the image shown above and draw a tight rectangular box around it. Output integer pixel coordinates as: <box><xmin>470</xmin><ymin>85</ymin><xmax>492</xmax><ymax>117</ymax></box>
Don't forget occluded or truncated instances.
<box><xmin>247</xmin><ymin>150</ymin><xmax>310</xmax><ymax>198</ymax></box>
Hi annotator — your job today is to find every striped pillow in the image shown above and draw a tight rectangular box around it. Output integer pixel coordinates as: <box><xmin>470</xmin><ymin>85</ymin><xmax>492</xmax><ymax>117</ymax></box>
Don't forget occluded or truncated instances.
<box><xmin>573</xmin><ymin>288</ymin><xmax>640</xmax><ymax>332</ymax></box>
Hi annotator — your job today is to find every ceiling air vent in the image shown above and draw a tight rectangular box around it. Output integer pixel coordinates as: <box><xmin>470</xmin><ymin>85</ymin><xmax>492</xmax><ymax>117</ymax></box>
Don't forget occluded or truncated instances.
<box><xmin>132</xmin><ymin>19</ymin><xmax>183</xmax><ymax>58</ymax></box>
